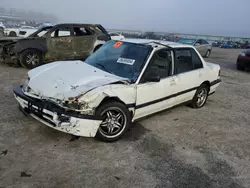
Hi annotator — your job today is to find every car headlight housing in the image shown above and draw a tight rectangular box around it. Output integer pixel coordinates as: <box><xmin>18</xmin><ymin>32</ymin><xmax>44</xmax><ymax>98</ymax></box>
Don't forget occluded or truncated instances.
<box><xmin>22</xmin><ymin>76</ymin><xmax>30</xmax><ymax>92</ymax></box>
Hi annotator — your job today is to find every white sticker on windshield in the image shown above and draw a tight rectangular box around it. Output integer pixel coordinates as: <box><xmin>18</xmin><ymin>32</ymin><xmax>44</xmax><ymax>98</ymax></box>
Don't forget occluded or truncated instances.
<box><xmin>117</xmin><ymin>58</ymin><xmax>135</xmax><ymax>65</ymax></box>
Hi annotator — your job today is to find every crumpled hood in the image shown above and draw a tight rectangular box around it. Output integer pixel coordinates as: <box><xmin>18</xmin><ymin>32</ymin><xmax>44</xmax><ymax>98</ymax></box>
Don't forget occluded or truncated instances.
<box><xmin>27</xmin><ymin>60</ymin><xmax>128</xmax><ymax>100</ymax></box>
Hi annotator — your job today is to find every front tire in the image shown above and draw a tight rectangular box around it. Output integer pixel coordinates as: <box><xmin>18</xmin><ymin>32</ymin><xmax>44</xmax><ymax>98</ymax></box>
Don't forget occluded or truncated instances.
<box><xmin>95</xmin><ymin>101</ymin><xmax>132</xmax><ymax>142</ymax></box>
<box><xmin>190</xmin><ymin>84</ymin><xmax>209</xmax><ymax>108</ymax></box>
<box><xmin>19</xmin><ymin>49</ymin><xmax>43</xmax><ymax>69</ymax></box>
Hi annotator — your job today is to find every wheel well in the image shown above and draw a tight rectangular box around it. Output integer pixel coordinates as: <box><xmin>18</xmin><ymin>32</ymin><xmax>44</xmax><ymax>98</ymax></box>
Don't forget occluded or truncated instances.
<box><xmin>9</xmin><ymin>31</ymin><xmax>17</xmax><ymax>35</ymax></box>
<box><xmin>93</xmin><ymin>44</ymin><xmax>102</xmax><ymax>52</ymax></box>
<box><xmin>97</xmin><ymin>97</ymin><xmax>134</xmax><ymax>117</ymax></box>
<box><xmin>20</xmin><ymin>48</ymin><xmax>42</xmax><ymax>55</ymax></box>
<box><xmin>201</xmin><ymin>81</ymin><xmax>210</xmax><ymax>92</ymax></box>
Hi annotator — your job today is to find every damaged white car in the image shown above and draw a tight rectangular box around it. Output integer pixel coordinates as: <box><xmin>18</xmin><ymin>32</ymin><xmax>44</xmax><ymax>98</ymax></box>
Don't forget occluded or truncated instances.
<box><xmin>13</xmin><ymin>39</ymin><xmax>221</xmax><ymax>142</ymax></box>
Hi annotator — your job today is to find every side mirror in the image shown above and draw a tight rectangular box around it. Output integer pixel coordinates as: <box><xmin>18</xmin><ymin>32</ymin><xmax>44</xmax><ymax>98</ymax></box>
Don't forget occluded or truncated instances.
<box><xmin>195</xmin><ymin>43</ymin><xmax>200</xmax><ymax>46</ymax></box>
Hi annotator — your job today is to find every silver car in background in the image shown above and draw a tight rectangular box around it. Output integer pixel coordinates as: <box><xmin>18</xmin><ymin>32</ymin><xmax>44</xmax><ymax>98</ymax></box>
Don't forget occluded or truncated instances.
<box><xmin>177</xmin><ymin>38</ymin><xmax>212</xmax><ymax>58</ymax></box>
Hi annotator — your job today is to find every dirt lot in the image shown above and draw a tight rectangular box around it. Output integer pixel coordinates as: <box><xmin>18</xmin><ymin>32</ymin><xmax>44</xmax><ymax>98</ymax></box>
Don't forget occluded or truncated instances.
<box><xmin>0</xmin><ymin>47</ymin><xmax>249</xmax><ymax>188</ymax></box>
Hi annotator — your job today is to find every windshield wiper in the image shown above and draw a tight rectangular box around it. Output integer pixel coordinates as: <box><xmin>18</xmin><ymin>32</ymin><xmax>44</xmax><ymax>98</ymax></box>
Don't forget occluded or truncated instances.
<box><xmin>95</xmin><ymin>63</ymin><xmax>112</xmax><ymax>74</ymax></box>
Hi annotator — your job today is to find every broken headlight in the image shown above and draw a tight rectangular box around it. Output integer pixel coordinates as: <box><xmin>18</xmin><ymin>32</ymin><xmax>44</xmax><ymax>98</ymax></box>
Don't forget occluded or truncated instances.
<box><xmin>59</xmin><ymin>99</ymin><xmax>94</xmax><ymax>115</ymax></box>
<box><xmin>22</xmin><ymin>76</ymin><xmax>30</xmax><ymax>92</ymax></box>
<box><xmin>63</xmin><ymin>100</ymin><xmax>90</xmax><ymax>110</ymax></box>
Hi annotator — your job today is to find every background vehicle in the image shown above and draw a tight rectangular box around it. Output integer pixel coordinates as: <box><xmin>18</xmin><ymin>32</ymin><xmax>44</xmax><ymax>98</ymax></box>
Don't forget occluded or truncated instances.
<box><xmin>13</xmin><ymin>39</ymin><xmax>221</xmax><ymax>142</ymax></box>
<box><xmin>221</xmin><ymin>42</ymin><xmax>233</xmax><ymax>48</ymax></box>
<box><xmin>17</xmin><ymin>26</ymin><xmax>37</xmax><ymax>37</ymax></box>
<box><xmin>0</xmin><ymin>22</ymin><xmax>4</xmax><ymax>36</ymax></box>
<box><xmin>1</xmin><ymin>23</ymin><xmax>111</xmax><ymax>69</ymax></box>
<box><xmin>0</xmin><ymin>22</ymin><xmax>5</xmax><ymax>30</ymax></box>
<box><xmin>4</xmin><ymin>25</ymin><xmax>35</xmax><ymax>37</ymax></box>
<box><xmin>236</xmin><ymin>49</ymin><xmax>250</xmax><ymax>71</ymax></box>
<box><xmin>176</xmin><ymin>38</ymin><xmax>212</xmax><ymax>57</ymax></box>
<box><xmin>212</xmin><ymin>41</ymin><xmax>223</xmax><ymax>47</ymax></box>
<box><xmin>109</xmin><ymin>32</ymin><xmax>125</xmax><ymax>40</ymax></box>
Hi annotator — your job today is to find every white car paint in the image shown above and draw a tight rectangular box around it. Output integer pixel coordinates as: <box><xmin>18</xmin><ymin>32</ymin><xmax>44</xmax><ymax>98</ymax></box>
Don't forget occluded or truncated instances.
<box><xmin>0</xmin><ymin>22</ymin><xmax>5</xmax><ymax>29</ymax></box>
<box><xmin>4</xmin><ymin>26</ymin><xmax>36</xmax><ymax>37</ymax></box>
<box><xmin>13</xmin><ymin>39</ymin><xmax>221</xmax><ymax>138</ymax></box>
<box><xmin>18</xmin><ymin>27</ymin><xmax>37</xmax><ymax>37</ymax></box>
<box><xmin>109</xmin><ymin>32</ymin><xmax>125</xmax><ymax>40</ymax></box>
<box><xmin>26</xmin><ymin>61</ymin><xmax>129</xmax><ymax>100</ymax></box>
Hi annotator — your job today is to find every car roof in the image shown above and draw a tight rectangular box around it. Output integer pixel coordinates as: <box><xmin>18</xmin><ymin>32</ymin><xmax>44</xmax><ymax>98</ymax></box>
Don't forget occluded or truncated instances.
<box><xmin>54</xmin><ymin>23</ymin><xmax>102</xmax><ymax>27</ymax></box>
<box><xmin>120</xmin><ymin>38</ymin><xmax>194</xmax><ymax>48</ymax></box>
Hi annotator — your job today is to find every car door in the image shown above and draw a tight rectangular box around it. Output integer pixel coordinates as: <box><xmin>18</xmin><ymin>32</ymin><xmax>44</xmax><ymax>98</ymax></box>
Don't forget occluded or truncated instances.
<box><xmin>46</xmin><ymin>25</ymin><xmax>75</xmax><ymax>61</ymax></box>
<box><xmin>173</xmin><ymin>48</ymin><xmax>205</xmax><ymax>104</ymax></box>
<box><xmin>200</xmin><ymin>39</ymin><xmax>209</xmax><ymax>55</ymax></box>
<box><xmin>194</xmin><ymin>39</ymin><xmax>204</xmax><ymax>56</ymax></box>
<box><xmin>134</xmin><ymin>49</ymin><xmax>178</xmax><ymax>120</ymax></box>
<box><xmin>72</xmin><ymin>26</ymin><xmax>96</xmax><ymax>59</ymax></box>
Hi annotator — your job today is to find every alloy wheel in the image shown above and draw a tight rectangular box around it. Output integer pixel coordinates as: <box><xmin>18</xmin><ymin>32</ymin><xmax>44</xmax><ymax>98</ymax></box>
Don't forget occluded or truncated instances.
<box><xmin>99</xmin><ymin>107</ymin><xmax>127</xmax><ymax>138</ymax></box>
<box><xmin>196</xmin><ymin>88</ymin><xmax>208</xmax><ymax>107</ymax></box>
<box><xmin>26</xmin><ymin>54</ymin><xmax>40</xmax><ymax>66</ymax></box>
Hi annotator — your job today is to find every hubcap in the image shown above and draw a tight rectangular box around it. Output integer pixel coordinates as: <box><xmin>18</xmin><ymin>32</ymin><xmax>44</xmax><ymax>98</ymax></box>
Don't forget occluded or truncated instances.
<box><xmin>196</xmin><ymin>88</ymin><xmax>207</xmax><ymax>107</ymax></box>
<box><xmin>26</xmin><ymin>54</ymin><xmax>39</xmax><ymax>65</ymax></box>
<box><xmin>99</xmin><ymin>107</ymin><xmax>126</xmax><ymax>138</ymax></box>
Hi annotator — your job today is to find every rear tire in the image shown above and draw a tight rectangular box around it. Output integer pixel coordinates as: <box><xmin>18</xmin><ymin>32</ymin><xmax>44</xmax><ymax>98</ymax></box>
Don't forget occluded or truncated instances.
<box><xmin>19</xmin><ymin>49</ymin><xmax>43</xmax><ymax>69</ymax></box>
<box><xmin>95</xmin><ymin>101</ymin><xmax>132</xmax><ymax>142</ymax></box>
<box><xmin>190</xmin><ymin>84</ymin><xmax>209</xmax><ymax>109</ymax></box>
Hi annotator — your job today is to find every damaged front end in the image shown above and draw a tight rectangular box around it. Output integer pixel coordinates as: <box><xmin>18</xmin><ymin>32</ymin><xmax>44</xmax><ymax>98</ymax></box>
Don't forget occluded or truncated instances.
<box><xmin>0</xmin><ymin>42</ymin><xmax>20</xmax><ymax>66</ymax></box>
<box><xmin>13</xmin><ymin>85</ymin><xmax>104</xmax><ymax>137</ymax></box>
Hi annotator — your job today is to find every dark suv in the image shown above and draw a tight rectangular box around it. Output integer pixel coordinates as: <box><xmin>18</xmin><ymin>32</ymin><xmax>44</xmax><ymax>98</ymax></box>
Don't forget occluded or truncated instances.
<box><xmin>0</xmin><ymin>23</ymin><xmax>111</xmax><ymax>69</ymax></box>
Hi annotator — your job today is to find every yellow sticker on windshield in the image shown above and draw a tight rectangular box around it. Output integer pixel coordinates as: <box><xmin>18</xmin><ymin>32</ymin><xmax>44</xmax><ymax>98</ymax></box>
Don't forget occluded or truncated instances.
<box><xmin>113</xmin><ymin>41</ymin><xmax>123</xmax><ymax>48</ymax></box>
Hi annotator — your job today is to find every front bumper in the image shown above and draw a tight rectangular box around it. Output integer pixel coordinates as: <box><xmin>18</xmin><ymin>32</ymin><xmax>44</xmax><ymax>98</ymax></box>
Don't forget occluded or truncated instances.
<box><xmin>0</xmin><ymin>44</ymin><xmax>19</xmax><ymax>65</ymax></box>
<box><xmin>13</xmin><ymin>87</ymin><xmax>103</xmax><ymax>137</ymax></box>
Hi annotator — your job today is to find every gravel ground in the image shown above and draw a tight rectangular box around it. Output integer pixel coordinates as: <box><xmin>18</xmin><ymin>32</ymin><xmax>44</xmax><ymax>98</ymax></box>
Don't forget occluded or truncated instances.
<box><xmin>0</xmin><ymin>47</ymin><xmax>250</xmax><ymax>188</ymax></box>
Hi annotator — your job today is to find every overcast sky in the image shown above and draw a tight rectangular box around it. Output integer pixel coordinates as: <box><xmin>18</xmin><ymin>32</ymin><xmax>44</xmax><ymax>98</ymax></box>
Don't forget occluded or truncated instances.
<box><xmin>1</xmin><ymin>0</ymin><xmax>249</xmax><ymax>37</ymax></box>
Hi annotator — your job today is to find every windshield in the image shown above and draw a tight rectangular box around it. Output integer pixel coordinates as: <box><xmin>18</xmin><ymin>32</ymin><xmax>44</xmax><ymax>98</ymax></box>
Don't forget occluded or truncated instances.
<box><xmin>28</xmin><ymin>26</ymin><xmax>53</xmax><ymax>37</ymax></box>
<box><xmin>177</xmin><ymin>38</ymin><xmax>196</xmax><ymax>45</ymax></box>
<box><xmin>85</xmin><ymin>40</ymin><xmax>152</xmax><ymax>83</ymax></box>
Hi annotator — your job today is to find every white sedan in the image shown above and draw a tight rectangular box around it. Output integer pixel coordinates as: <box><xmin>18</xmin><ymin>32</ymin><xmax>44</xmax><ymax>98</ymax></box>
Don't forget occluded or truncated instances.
<box><xmin>13</xmin><ymin>39</ymin><xmax>221</xmax><ymax>142</ymax></box>
<box><xmin>109</xmin><ymin>32</ymin><xmax>125</xmax><ymax>40</ymax></box>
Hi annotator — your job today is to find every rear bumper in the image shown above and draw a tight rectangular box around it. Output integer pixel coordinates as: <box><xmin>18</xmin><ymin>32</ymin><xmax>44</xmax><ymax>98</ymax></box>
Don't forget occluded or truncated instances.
<box><xmin>209</xmin><ymin>78</ymin><xmax>221</xmax><ymax>95</ymax></box>
<box><xmin>13</xmin><ymin>87</ymin><xmax>103</xmax><ymax>137</ymax></box>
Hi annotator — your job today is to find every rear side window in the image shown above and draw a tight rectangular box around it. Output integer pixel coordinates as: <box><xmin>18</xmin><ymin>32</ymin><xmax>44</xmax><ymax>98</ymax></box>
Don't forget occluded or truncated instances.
<box><xmin>191</xmin><ymin>49</ymin><xmax>203</xmax><ymax>69</ymax></box>
<box><xmin>73</xmin><ymin>27</ymin><xmax>92</xmax><ymax>36</ymax></box>
<box><xmin>174</xmin><ymin>48</ymin><xmax>203</xmax><ymax>74</ymax></box>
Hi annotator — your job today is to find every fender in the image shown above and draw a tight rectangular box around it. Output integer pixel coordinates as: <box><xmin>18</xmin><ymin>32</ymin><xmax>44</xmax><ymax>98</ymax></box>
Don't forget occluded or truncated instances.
<box><xmin>13</xmin><ymin>37</ymin><xmax>47</xmax><ymax>54</ymax></box>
